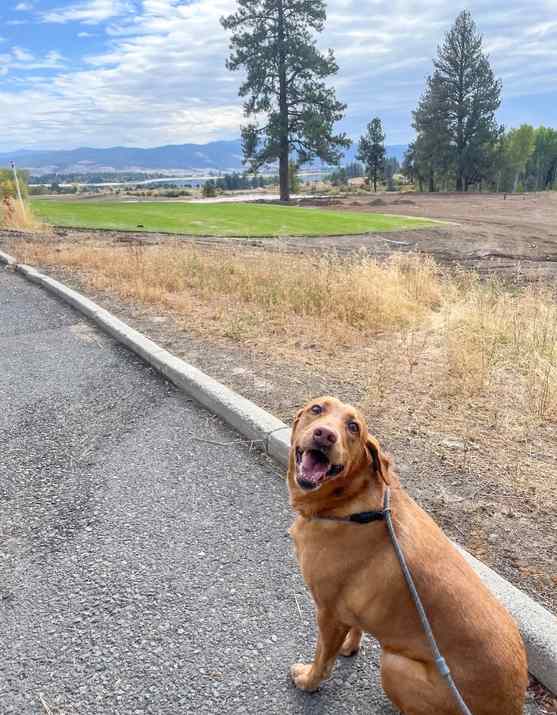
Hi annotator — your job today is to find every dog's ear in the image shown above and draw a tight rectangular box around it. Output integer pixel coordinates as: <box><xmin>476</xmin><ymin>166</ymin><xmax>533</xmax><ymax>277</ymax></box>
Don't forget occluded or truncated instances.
<box><xmin>365</xmin><ymin>435</ymin><xmax>393</xmax><ymax>485</ymax></box>
<box><xmin>288</xmin><ymin>408</ymin><xmax>305</xmax><ymax>481</ymax></box>
<box><xmin>290</xmin><ymin>408</ymin><xmax>304</xmax><ymax>445</ymax></box>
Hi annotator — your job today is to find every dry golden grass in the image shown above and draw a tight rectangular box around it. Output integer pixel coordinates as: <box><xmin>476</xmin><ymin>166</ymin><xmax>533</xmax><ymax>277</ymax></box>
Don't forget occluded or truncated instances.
<box><xmin>10</xmin><ymin>238</ymin><xmax>446</xmax><ymax>339</ymax></box>
<box><xmin>443</xmin><ymin>278</ymin><xmax>557</xmax><ymax>420</ymax></box>
<box><xmin>10</xmin><ymin>239</ymin><xmax>557</xmax><ymax>489</ymax></box>
<box><xmin>1</xmin><ymin>197</ymin><xmax>46</xmax><ymax>232</ymax></box>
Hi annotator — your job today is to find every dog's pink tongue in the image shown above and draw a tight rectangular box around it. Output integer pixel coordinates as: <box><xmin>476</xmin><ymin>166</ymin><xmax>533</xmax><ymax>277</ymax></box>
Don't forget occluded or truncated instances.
<box><xmin>301</xmin><ymin>451</ymin><xmax>329</xmax><ymax>483</ymax></box>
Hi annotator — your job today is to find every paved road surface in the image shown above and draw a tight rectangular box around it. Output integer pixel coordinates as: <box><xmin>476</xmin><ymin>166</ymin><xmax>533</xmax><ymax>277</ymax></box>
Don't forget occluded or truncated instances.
<box><xmin>0</xmin><ymin>267</ymin><xmax>396</xmax><ymax>714</ymax></box>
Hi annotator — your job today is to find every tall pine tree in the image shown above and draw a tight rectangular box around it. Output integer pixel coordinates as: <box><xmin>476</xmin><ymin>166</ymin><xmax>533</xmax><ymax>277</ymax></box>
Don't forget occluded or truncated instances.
<box><xmin>433</xmin><ymin>10</ymin><xmax>502</xmax><ymax>191</ymax></box>
<box><xmin>221</xmin><ymin>0</ymin><xmax>349</xmax><ymax>201</ymax></box>
<box><xmin>412</xmin><ymin>72</ymin><xmax>453</xmax><ymax>191</ymax></box>
<box><xmin>356</xmin><ymin>118</ymin><xmax>386</xmax><ymax>192</ymax></box>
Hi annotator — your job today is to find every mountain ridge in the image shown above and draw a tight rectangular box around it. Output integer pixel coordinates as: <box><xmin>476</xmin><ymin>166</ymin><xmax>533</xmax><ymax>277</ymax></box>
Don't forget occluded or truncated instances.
<box><xmin>0</xmin><ymin>140</ymin><xmax>408</xmax><ymax>174</ymax></box>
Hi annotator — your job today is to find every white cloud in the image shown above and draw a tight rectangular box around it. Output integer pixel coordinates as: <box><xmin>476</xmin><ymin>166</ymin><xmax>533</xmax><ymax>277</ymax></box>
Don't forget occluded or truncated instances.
<box><xmin>525</xmin><ymin>20</ymin><xmax>557</xmax><ymax>36</ymax></box>
<box><xmin>15</xmin><ymin>2</ymin><xmax>34</xmax><ymax>10</ymax></box>
<box><xmin>42</xmin><ymin>0</ymin><xmax>133</xmax><ymax>25</ymax></box>
<box><xmin>5</xmin><ymin>47</ymin><xmax>65</xmax><ymax>72</ymax></box>
<box><xmin>1</xmin><ymin>0</ymin><xmax>556</xmax><ymax>151</ymax></box>
<box><xmin>12</xmin><ymin>47</ymin><xmax>34</xmax><ymax>62</ymax></box>
<box><xmin>77</xmin><ymin>31</ymin><xmax>95</xmax><ymax>37</ymax></box>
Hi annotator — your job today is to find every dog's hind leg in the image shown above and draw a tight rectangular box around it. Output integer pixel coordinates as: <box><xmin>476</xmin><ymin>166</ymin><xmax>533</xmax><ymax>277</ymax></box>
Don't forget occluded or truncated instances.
<box><xmin>380</xmin><ymin>650</ymin><xmax>455</xmax><ymax>715</ymax></box>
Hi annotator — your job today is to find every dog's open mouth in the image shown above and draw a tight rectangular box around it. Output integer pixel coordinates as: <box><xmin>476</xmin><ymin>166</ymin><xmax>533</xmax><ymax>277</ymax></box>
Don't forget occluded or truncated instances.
<box><xmin>295</xmin><ymin>448</ymin><xmax>344</xmax><ymax>490</ymax></box>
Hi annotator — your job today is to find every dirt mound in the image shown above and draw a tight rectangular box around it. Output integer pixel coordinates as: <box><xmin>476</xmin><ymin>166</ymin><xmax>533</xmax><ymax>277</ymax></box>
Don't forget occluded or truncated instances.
<box><xmin>392</xmin><ymin>198</ymin><xmax>416</xmax><ymax>206</ymax></box>
<box><xmin>369</xmin><ymin>198</ymin><xmax>387</xmax><ymax>206</ymax></box>
<box><xmin>294</xmin><ymin>197</ymin><xmax>337</xmax><ymax>207</ymax></box>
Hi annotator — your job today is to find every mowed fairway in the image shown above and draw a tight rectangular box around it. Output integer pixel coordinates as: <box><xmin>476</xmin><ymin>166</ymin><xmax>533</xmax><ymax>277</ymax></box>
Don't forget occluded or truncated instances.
<box><xmin>31</xmin><ymin>199</ymin><xmax>437</xmax><ymax>237</ymax></box>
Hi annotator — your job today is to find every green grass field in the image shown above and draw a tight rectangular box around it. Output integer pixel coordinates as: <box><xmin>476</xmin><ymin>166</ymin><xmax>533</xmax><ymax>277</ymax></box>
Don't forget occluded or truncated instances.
<box><xmin>31</xmin><ymin>199</ymin><xmax>436</xmax><ymax>237</ymax></box>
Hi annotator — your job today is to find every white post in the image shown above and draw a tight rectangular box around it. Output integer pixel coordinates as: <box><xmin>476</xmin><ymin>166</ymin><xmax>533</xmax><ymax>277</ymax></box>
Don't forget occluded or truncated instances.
<box><xmin>10</xmin><ymin>161</ymin><xmax>26</xmax><ymax>218</ymax></box>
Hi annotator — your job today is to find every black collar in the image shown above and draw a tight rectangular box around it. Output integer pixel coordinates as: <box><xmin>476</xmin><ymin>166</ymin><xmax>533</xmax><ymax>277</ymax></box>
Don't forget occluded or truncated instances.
<box><xmin>308</xmin><ymin>490</ymin><xmax>390</xmax><ymax>525</ymax></box>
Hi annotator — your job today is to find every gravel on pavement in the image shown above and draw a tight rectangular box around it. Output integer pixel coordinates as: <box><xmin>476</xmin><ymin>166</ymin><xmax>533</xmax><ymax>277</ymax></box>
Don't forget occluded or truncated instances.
<box><xmin>0</xmin><ymin>268</ymin><xmax>398</xmax><ymax>714</ymax></box>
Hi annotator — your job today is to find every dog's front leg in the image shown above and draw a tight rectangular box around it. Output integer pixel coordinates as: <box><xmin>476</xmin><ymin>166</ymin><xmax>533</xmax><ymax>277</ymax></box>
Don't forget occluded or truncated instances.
<box><xmin>290</xmin><ymin>609</ymin><xmax>349</xmax><ymax>692</ymax></box>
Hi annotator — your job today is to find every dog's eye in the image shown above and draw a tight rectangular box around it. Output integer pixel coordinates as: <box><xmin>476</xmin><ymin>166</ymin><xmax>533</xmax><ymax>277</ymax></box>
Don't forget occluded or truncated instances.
<box><xmin>347</xmin><ymin>421</ymin><xmax>359</xmax><ymax>433</ymax></box>
<box><xmin>311</xmin><ymin>404</ymin><xmax>322</xmax><ymax>415</ymax></box>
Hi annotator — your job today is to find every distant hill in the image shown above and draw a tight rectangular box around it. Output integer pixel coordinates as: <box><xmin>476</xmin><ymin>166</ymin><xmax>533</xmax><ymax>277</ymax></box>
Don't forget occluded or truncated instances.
<box><xmin>0</xmin><ymin>141</ymin><xmax>245</xmax><ymax>175</ymax></box>
<box><xmin>0</xmin><ymin>140</ymin><xmax>408</xmax><ymax>175</ymax></box>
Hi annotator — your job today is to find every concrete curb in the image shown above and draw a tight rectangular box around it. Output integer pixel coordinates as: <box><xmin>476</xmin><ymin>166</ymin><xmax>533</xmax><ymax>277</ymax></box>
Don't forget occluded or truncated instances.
<box><xmin>457</xmin><ymin>547</ymin><xmax>557</xmax><ymax>693</ymax></box>
<box><xmin>0</xmin><ymin>249</ymin><xmax>16</xmax><ymax>267</ymax></box>
<box><xmin>1</xmin><ymin>247</ymin><xmax>556</xmax><ymax>694</ymax></box>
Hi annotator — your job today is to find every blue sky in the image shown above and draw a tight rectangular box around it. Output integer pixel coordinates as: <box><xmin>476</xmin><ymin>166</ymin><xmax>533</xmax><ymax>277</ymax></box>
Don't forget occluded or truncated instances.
<box><xmin>1</xmin><ymin>0</ymin><xmax>557</xmax><ymax>152</ymax></box>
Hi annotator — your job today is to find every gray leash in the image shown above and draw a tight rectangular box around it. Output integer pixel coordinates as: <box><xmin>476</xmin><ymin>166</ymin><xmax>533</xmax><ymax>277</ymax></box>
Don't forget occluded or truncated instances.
<box><xmin>382</xmin><ymin>488</ymin><xmax>474</xmax><ymax>715</ymax></box>
<box><xmin>312</xmin><ymin>487</ymin><xmax>474</xmax><ymax>714</ymax></box>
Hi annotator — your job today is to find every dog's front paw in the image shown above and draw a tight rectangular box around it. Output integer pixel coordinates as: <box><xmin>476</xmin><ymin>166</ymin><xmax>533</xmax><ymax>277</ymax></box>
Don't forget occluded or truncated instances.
<box><xmin>290</xmin><ymin>662</ymin><xmax>320</xmax><ymax>692</ymax></box>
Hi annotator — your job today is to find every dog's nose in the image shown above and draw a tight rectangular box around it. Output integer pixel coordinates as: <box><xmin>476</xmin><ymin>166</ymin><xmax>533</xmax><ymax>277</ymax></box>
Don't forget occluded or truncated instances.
<box><xmin>313</xmin><ymin>426</ymin><xmax>337</xmax><ymax>447</ymax></box>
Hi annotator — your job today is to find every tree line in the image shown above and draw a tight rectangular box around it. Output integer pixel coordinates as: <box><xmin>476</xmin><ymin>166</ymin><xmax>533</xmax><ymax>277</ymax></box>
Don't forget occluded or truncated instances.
<box><xmin>405</xmin><ymin>122</ymin><xmax>557</xmax><ymax>193</ymax></box>
<box><xmin>221</xmin><ymin>2</ymin><xmax>557</xmax><ymax>199</ymax></box>
<box><xmin>403</xmin><ymin>11</ymin><xmax>557</xmax><ymax>192</ymax></box>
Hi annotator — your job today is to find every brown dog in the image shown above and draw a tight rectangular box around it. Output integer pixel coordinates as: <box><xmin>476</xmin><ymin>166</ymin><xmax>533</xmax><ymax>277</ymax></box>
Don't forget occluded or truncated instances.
<box><xmin>287</xmin><ymin>396</ymin><xmax>528</xmax><ymax>715</ymax></box>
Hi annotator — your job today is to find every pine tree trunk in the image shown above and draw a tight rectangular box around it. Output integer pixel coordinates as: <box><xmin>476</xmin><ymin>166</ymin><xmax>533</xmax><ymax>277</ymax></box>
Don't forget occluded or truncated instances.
<box><xmin>277</xmin><ymin>0</ymin><xmax>289</xmax><ymax>202</ymax></box>
<box><xmin>455</xmin><ymin>54</ymin><xmax>465</xmax><ymax>192</ymax></box>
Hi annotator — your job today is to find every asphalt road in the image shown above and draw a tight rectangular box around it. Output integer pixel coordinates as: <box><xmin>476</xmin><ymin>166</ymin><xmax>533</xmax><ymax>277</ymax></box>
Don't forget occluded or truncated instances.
<box><xmin>0</xmin><ymin>267</ymin><xmax>396</xmax><ymax>714</ymax></box>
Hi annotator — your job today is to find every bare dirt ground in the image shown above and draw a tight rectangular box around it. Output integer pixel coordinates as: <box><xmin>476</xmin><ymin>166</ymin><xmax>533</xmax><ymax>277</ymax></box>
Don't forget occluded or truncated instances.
<box><xmin>285</xmin><ymin>190</ymin><xmax>557</xmax><ymax>285</ymax></box>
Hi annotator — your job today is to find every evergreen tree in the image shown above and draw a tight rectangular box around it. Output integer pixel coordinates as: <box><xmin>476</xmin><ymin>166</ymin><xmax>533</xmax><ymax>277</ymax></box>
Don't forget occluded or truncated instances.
<box><xmin>202</xmin><ymin>180</ymin><xmax>217</xmax><ymax>198</ymax></box>
<box><xmin>356</xmin><ymin>117</ymin><xmax>386</xmax><ymax>192</ymax></box>
<box><xmin>402</xmin><ymin>143</ymin><xmax>418</xmax><ymax>186</ymax></box>
<box><xmin>221</xmin><ymin>0</ymin><xmax>350</xmax><ymax>202</ymax></box>
<box><xmin>345</xmin><ymin>161</ymin><xmax>364</xmax><ymax>179</ymax></box>
<box><xmin>433</xmin><ymin>10</ymin><xmax>502</xmax><ymax>191</ymax></box>
<box><xmin>384</xmin><ymin>157</ymin><xmax>400</xmax><ymax>191</ymax></box>
<box><xmin>412</xmin><ymin>72</ymin><xmax>453</xmax><ymax>191</ymax></box>
<box><xmin>328</xmin><ymin>167</ymin><xmax>348</xmax><ymax>186</ymax></box>
<box><xmin>288</xmin><ymin>161</ymin><xmax>300</xmax><ymax>193</ymax></box>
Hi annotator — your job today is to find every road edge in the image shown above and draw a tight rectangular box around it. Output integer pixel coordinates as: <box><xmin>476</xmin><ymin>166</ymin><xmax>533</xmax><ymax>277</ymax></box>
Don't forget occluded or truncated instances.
<box><xmin>2</xmin><ymin>247</ymin><xmax>556</xmax><ymax>695</ymax></box>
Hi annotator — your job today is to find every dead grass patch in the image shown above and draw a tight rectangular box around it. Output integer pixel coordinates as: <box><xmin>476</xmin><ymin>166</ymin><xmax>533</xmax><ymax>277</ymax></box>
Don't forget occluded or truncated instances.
<box><xmin>1</xmin><ymin>197</ymin><xmax>47</xmax><ymax>232</ymax></box>
<box><xmin>9</xmin><ymin>238</ymin><xmax>557</xmax><ymax>496</ymax></box>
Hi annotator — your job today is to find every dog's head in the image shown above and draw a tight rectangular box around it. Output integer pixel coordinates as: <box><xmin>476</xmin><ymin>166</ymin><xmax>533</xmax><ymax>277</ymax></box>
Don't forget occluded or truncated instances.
<box><xmin>288</xmin><ymin>396</ymin><xmax>393</xmax><ymax>509</ymax></box>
